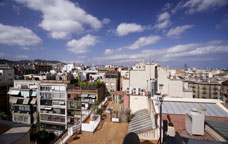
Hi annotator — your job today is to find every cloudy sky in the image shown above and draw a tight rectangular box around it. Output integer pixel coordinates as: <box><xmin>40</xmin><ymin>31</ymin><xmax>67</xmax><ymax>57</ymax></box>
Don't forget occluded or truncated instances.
<box><xmin>0</xmin><ymin>0</ymin><xmax>228</xmax><ymax>68</ymax></box>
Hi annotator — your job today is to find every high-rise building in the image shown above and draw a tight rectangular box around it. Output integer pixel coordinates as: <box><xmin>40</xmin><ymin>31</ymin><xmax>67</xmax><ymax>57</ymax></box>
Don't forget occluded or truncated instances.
<box><xmin>38</xmin><ymin>80</ymin><xmax>68</xmax><ymax>135</ymax></box>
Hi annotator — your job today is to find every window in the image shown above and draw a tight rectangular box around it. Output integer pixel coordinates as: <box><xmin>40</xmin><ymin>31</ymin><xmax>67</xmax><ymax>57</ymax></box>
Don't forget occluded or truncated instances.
<box><xmin>159</xmin><ymin>84</ymin><xmax>163</xmax><ymax>90</ymax></box>
<box><xmin>111</xmin><ymin>82</ymin><xmax>115</xmax><ymax>86</ymax></box>
<box><xmin>105</xmin><ymin>82</ymin><xmax>109</xmax><ymax>86</ymax></box>
<box><xmin>68</xmin><ymin>94</ymin><xmax>71</xmax><ymax>98</ymax></box>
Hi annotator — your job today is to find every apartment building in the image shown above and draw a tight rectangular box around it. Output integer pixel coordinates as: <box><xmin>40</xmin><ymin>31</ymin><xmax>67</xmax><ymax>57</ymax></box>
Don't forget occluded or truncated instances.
<box><xmin>8</xmin><ymin>80</ymin><xmax>38</xmax><ymax>125</ymax></box>
<box><xmin>189</xmin><ymin>81</ymin><xmax>221</xmax><ymax>99</ymax></box>
<box><xmin>104</xmin><ymin>71</ymin><xmax>119</xmax><ymax>94</ymax></box>
<box><xmin>35</xmin><ymin>64</ymin><xmax>52</xmax><ymax>73</ymax></box>
<box><xmin>38</xmin><ymin>80</ymin><xmax>68</xmax><ymax>135</ymax></box>
<box><xmin>67</xmin><ymin>85</ymin><xmax>105</xmax><ymax>127</ymax></box>
<box><xmin>220</xmin><ymin>80</ymin><xmax>228</xmax><ymax>104</ymax></box>
<box><xmin>0</xmin><ymin>64</ymin><xmax>14</xmax><ymax>84</ymax></box>
<box><xmin>129</xmin><ymin>62</ymin><xmax>157</xmax><ymax>92</ymax></box>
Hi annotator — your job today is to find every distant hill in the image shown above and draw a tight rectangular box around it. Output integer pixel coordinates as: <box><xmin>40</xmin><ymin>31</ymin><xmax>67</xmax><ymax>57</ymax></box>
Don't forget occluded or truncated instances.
<box><xmin>0</xmin><ymin>59</ymin><xmax>65</xmax><ymax>65</ymax></box>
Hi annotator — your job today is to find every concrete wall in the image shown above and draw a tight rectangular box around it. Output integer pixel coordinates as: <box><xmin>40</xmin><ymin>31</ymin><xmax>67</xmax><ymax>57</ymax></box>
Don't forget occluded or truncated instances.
<box><xmin>168</xmin><ymin>80</ymin><xmax>193</xmax><ymax>98</ymax></box>
<box><xmin>122</xmin><ymin>78</ymin><xmax>129</xmax><ymax>91</ymax></box>
<box><xmin>157</xmin><ymin>67</ymin><xmax>169</xmax><ymax>95</ymax></box>
<box><xmin>124</xmin><ymin>94</ymin><xmax>129</xmax><ymax>109</ymax></box>
<box><xmin>168</xmin><ymin>80</ymin><xmax>184</xmax><ymax>97</ymax></box>
<box><xmin>129</xmin><ymin>64</ymin><xmax>156</xmax><ymax>91</ymax></box>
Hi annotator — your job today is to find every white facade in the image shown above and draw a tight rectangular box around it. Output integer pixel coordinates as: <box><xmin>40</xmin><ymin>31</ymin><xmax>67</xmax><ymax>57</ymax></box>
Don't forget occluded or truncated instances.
<box><xmin>129</xmin><ymin>62</ymin><xmax>156</xmax><ymax>91</ymax></box>
<box><xmin>130</xmin><ymin>95</ymin><xmax>149</xmax><ymax>113</ymax></box>
<box><xmin>168</xmin><ymin>80</ymin><xmax>192</xmax><ymax>98</ymax></box>
<box><xmin>38</xmin><ymin>82</ymin><xmax>68</xmax><ymax>135</ymax></box>
<box><xmin>157</xmin><ymin>67</ymin><xmax>169</xmax><ymax>95</ymax></box>
<box><xmin>62</xmin><ymin>64</ymin><xmax>82</xmax><ymax>73</ymax></box>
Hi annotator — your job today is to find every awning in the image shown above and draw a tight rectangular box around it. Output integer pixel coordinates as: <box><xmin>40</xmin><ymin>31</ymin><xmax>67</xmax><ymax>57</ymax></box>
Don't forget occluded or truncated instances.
<box><xmin>30</xmin><ymin>98</ymin><xmax>37</xmax><ymax>104</ymax></box>
<box><xmin>89</xmin><ymin>94</ymin><xmax>96</xmax><ymax>99</ymax></box>
<box><xmin>80</xmin><ymin>94</ymin><xmax>88</xmax><ymax>98</ymax></box>
<box><xmin>44</xmin><ymin>107</ymin><xmax>52</xmax><ymax>110</ymax></box>
<box><xmin>8</xmin><ymin>90</ymin><xmax>20</xmax><ymax>95</ymax></box>
<box><xmin>31</xmin><ymin>91</ymin><xmax>37</xmax><ymax>96</ymax></box>
<box><xmin>21</xmin><ymin>90</ymin><xmax>30</xmax><ymax>98</ymax></box>
<box><xmin>9</xmin><ymin>97</ymin><xmax>14</xmax><ymax>103</ymax></box>
<box><xmin>23</xmin><ymin>98</ymin><xmax>30</xmax><ymax>104</ymax></box>
<box><xmin>11</xmin><ymin>97</ymin><xmax>18</xmax><ymax>104</ymax></box>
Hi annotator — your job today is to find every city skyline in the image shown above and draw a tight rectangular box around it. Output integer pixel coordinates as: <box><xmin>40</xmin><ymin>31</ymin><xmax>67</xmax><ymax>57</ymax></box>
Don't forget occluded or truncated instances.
<box><xmin>0</xmin><ymin>0</ymin><xmax>228</xmax><ymax>68</ymax></box>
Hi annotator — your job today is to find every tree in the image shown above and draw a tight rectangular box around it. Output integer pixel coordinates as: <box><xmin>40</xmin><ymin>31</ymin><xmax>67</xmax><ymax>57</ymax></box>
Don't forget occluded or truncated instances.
<box><xmin>36</xmin><ymin>113</ymin><xmax>40</xmax><ymax>132</ymax></box>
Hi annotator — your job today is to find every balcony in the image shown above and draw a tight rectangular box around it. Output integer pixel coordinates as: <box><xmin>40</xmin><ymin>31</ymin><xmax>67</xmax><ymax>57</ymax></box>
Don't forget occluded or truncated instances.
<box><xmin>81</xmin><ymin>99</ymin><xmax>95</xmax><ymax>104</ymax></box>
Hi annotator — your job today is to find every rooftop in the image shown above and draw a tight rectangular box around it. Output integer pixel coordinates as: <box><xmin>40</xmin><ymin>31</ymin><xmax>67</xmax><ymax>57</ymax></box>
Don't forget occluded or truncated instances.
<box><xmin>0</xmin><ymin>120</ymin><xmax>31</xmax><ymax>144</ymax></box>
<box><xmin>129</xmin><ymin>109</ymin><xmax>153</xmax><ymax>134</ymax></box>
<box><xmin>162</xmin><ymin>101</ymin><xmax>228</xmax><ymax>117</ymax></box>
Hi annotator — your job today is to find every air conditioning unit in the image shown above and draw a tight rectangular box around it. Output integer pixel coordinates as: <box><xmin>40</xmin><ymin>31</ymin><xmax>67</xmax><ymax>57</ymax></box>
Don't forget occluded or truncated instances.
<box><xmin>140</xmin><ymin>92</ymin><xmax>145</xmax><ymax>96</ymax></box>
<box><xmin>126</xmin><ymin>88</ymin><xmax>132</xmax><ymax>95</ymax></box>
<box><xmin>186</xmin><ymin>110</ymin><xmax>205</xmax><ymax>135</ymax></box>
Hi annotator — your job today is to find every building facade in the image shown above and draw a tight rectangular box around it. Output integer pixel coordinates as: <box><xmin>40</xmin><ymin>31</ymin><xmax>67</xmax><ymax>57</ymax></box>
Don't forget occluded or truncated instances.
<box><xmin>104</xmin><ymin>71</ymin><xmax>119</xmax><ymax>94</ymax></box>
<box><xmin>220</xmin><ymin>80</ymin><xmax>228</xmax><ymax>104</ymax></box>
<box><xmin>189</xmin><ymin>81</ymin><xmax>221</xmax><ymax>99</ymax></box>
<box><xmin>8</xmin><ymin>80</ymin><xmax>38</xmax><ymax>125</ymax></box>
<box><xmin>67</xmin><ymin>86</ymin><xmax>104</xmax><ymax>127</ymax></box>
<box><xmin>38</xmin><ymin>81</ymin><xmax>68</xmax><ymax>135</ymax></box>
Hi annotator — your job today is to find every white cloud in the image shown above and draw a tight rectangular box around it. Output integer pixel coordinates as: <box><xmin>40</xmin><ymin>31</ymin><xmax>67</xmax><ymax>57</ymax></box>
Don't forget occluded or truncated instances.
<box><xmin>157</xmin><ymin>12</ymin><xmax>170</xmax><ymax>22</ymax></box>
<box><xmin>116</xmin><ymin>23</ymin><xmax>144</xmax><ymax>36</ymax></box>
<box><xmin>0</xmin><ymin>23</ymin><xmax>41</xmax><ymax>46</ymax></box>
<box><xmin>126</xmin><ymin>35</ymin><xmax>161</xmax><ymax>50</ymax></box>
<box><xmin>16</xmin><ymin>0</ymin><xmax>102</xmax><ymax>39</ymax></box>
<box><xmin>66</xmin><ymin>34</ymin><xmax>98</xmax><ymax>54</ymax></box>
<box><xmin>95</xmin><ymin>40</ymin><xmax>228</xmax><ymax>65</ymax></box>
<box><xmin>154</xmin><ymin>12</ymin><xmax>171</xmax><ymax>30</ymax></box>
<box><xmin>104</xmin><ymin>49</ymin><xmax>114</xmax><ymax>55</ymax></box>
<box><xmin>162</xmin><ymin>3</ymin><xmax>172</xmax><ymax>11</ymax></box>
<box><xmin>15</xmin><ymin>55</ymin><xmax>29</xmax><ymax>60</ymax></box>
<box><xmin>172</xmin><ymin>0</ymin><xmax>228</xmax><ymax>14</ymax></box>
<box><xmin>102</xmin><ymin>18</ymin><xmax>110</xmax><ymax>24</ymax></box>
<box><xmin>167</xmin><ymin>25</ymin><xmax>194</xmax><ymax>38</ymax></box>
<box><xmin>20</xmin><ymin>47</ymin><xmax>30</xmax><ymax>50</ymax></box>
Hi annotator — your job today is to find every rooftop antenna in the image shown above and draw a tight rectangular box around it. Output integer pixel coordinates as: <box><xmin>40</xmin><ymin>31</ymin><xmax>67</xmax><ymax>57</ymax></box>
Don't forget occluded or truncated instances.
<box><xmin>92</xmin><ymin>56</ymin><xmax>95</xmax><ymax>68</ymax></box>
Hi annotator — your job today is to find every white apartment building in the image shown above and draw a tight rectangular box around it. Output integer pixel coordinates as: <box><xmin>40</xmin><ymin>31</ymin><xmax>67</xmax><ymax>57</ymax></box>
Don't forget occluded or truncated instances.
<box><xmin>124</xmin><ymin>62</ymin><xmax>156</xmax><ymax>91</ymax></box>
<box><xmin>123</xmin><ymin>62</ymin><xmax>192</xmax><ymax>98</ymax></box>
<box><xmin>38</xmin><ymin>81</ymin><xmax>68</xmax><ymax>136</ymax></box>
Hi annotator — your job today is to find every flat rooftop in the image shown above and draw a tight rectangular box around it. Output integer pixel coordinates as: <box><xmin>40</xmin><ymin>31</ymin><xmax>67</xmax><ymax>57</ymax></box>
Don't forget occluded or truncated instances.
<box><xmin>69</xmin><ymin>102</ymin><xmax>128</xmax><ymax>144</ymax></box>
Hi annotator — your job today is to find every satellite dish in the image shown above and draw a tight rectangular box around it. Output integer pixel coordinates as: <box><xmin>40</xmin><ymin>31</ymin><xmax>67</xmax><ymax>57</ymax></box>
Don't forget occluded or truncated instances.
<box><xmin>122</xmin><ymin>132</ymin><xmax>140</xmax><ymax>144</ymax></box>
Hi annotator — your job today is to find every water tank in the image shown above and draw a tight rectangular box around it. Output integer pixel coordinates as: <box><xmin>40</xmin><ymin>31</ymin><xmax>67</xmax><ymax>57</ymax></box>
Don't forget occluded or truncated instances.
<box><xmin>185</xmin><ymin>110</ymin><xmax>205</xmax><ymax>135</ymax></box>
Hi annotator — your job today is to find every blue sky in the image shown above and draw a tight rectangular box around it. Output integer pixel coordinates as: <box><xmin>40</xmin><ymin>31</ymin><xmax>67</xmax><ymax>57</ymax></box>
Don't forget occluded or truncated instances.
<box><xmin>0</xmin><ymin>0</ymin><xmax>228</xmax><ymax>68</ymax></box>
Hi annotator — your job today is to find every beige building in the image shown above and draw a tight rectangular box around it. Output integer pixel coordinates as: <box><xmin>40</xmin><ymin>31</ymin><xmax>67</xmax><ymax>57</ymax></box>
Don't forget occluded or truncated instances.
<box><xmin>104</xmin><ymin>71</ymin><xmax>119</xmax><ymax>94</ymax></box>
<box><xmin>189</xmin><ymin>81</ymin><xmax>221</xmax><ymax>99</ymax></box>
<box><xmin>122</xmin><ymin>62</ymin><xmax>156</xmax><ymax>92</ymax></box>
<box><xmin>220</xmin><ymin>80</ymin><xmax>228</xmax><ymax>104</ymax></box>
